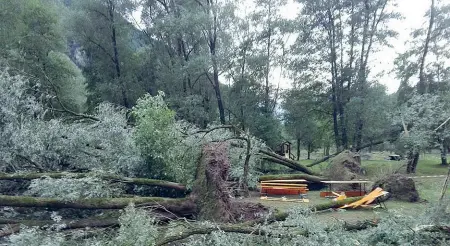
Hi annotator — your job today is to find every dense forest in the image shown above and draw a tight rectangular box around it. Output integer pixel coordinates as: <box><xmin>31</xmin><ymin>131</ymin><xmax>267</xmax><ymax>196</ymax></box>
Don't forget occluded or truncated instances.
<box><xmin>1</xmin><ymin>0</ymin><xmax>450</xmax><ymax>245</ymax></box>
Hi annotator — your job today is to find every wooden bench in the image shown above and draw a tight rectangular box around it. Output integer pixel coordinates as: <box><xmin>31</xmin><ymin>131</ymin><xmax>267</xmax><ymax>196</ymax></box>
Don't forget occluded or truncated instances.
<box><xmin>259</xmin><ymin>179</ymin><xmax>309</xmax><ymax>196</ymax></box>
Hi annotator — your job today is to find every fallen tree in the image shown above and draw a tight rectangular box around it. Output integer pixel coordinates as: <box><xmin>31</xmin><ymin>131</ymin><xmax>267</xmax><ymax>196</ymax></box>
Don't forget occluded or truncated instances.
<box><xmin>0</xmin><ymin>142</ymin><xmax>268</xmax><ymax>224</ymax></box>
<box><xmin>306</xmin><ymin>152</ymin><xmax>340</xmax><ymax>167</ymax></box>
<box><xmin>259</xmin><ymin>149</ymin><xmax>318</xmax><ymax>175</ymax></box>
<box><xmin>0</xmin><ymin>172</ymin><xmax>186</xmax><ymax>191</ymax></box>
<box><xmin>0</xmin><ymin>195</ymin><xmax>191</xmax><ymax>212</ymax></box>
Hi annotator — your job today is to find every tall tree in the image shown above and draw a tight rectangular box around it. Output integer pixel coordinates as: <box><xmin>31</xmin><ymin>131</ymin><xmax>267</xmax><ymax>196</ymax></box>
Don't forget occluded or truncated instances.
<box><xmin>395</xmin><ymin>1</ymin><xmax>450</xmax><ymax>168</ymax></box>
<box><xmin>291</xmin><ymin>0</ymin><xmax>399</xmax><ymax>150</ymax></box>
<box><xmin>69</xmin><ymin>0</ymin><xmax>140</xmax><ymax>108</ymax></box>
<box><xmin>251</xmin><ymin>0</ymin><xmax>289</xmax><ymax>113</ymax></box>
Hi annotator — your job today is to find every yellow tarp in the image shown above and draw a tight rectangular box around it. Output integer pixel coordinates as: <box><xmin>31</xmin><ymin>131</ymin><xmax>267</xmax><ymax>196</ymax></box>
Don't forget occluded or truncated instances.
<box><xmin>340</xmin><ymin>187</ymin><xmax>388</xmax><ymax>209</ymax></box>
<box><xmin>332</xmin><ymin>192</ymin><xmax>347</xmax><ymax>201</ymax></box>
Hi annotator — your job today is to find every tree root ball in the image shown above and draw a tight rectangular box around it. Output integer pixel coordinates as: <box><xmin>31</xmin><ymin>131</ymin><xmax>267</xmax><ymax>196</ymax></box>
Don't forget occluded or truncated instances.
<box><xmin>325</xmin><ymin>150</ymin><xmax>364</xmax><ymax>190</ymax></box>
<box><xmin>372</xmin><ymin>174</ymin><xmax>419</xmax><ymax>202</ymax></box>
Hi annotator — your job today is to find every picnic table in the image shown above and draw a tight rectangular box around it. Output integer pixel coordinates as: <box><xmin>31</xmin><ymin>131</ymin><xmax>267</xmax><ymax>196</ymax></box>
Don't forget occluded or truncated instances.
<box><xmin>387</xmin><ymin>155</ymin><xmax>401</xmax><ymax>161</ymax></box>
<box><xmin>320</xmin><ymin>180</ymin><xmax>371</xmax><ymax>198</ymax></box>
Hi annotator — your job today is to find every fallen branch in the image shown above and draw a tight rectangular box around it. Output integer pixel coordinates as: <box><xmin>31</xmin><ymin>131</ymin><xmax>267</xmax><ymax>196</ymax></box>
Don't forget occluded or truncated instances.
<box><xmin>0</xmin><ymin>218</ymin><xmax>119</xmax><ymax>237</ymax></box>
<box><xmin>156</xmin><ymin>224</ymin><xmax>294</xmax><ymax>246</ymax></box>
<box><xmin>435</xmin><ymin>116</ymin><xmax>450</xmax><ymax>131</ymax></box>
<box><xmin>0</xmin><ymin>172</ymin><xmax>186</xmax><ymax>191</ymax></box>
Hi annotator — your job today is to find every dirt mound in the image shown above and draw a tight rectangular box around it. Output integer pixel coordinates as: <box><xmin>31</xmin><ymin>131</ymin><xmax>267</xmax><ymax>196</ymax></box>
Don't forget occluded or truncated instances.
<box><xmin>325</xmin><ymin>150</ymin><xmax>364</xmax><ymax>189</ymax></box>
<box><xmin>372</xmin><ymin>174</ymin><xmax>419</xmax><ymax>202</ymax></box>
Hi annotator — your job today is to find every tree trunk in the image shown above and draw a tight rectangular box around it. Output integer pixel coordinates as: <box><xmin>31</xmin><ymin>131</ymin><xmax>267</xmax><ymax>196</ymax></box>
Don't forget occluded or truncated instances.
<box><xmin>207</xmin><ymin>0</ymin><xmax>225</xmax><ymax>124</ymax></box>
<box><xmin>331</xmin><ymin>83</ymin><xmax>340</xmax><ymax>149</ymax></box>
<box><xmin>297</xmin><ymin>138</ymin><xmax>301</xmax><ymax>161</ymax></box>
<box><xmin>213</xmin><ymin>65</ymin><xmax>226</xmax><ymax>124</ymax></box>
<box><xmin>311</xmin><ymin>196</ymin><xmax>363</xmax><ymax>211</ymax></box>
<box><xmin>264</xmin><ymin>7</ymin><xmax>272</xmax><ymax>114</ymax></box>
<box><xmin>242</xmin><ymin>137</ymin><xmax>251</xmax><ymax>197</ymax></box>
<box><xmin>406</xmin><ymin>150</ymin><xmax>420</xmax><ymax>174</ymax></box>
<box><xmin>338</xmin><ymin>102</ymin><xmax>348</xmax><ymax>149</ymax></box>
<box><xmin>108</xmin><ymin>0</ymin><xmax>129</xmax><ymax>108</ymax></box>
<box><xmin>306</xmin><ymin>151</ymin><xmax>341</xmax><ymax>167</ymax></box>
<box><xmin>418</xmin><ymin>0</ymin><xmax>436</xmax><ymax>94</ymax></box>
<box><xmin>441</xmin><ymin>140</ymin><xmax>448</xmax><ymax>166</ymax></box>
<box><xmin>259</xmin><ymin>173</ymin><xmax>326</xmax><ymax>183</ymax></box>
<box><xmin>0</xmin><ymin>172</ymin><xmax>187</xmax><ymax>191</ymax></box>
<box><xmin>307</xmin><ymin>143</ymin><xmax>312</xmax><ymax>160</ymax></box>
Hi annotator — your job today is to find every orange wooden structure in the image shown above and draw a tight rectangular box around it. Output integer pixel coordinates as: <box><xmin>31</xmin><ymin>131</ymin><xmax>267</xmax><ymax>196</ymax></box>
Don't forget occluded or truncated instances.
<box><xmin>260</xmin><ymin>179</ymin><xmax>308</xmax><ymax>196</ymax></box>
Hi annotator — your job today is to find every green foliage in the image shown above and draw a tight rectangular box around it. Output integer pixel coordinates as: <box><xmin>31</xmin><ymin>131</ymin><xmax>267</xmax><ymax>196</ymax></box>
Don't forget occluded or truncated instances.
<box><xmin>394</xmin><ymin>93</ymin><xmax>450</xmax><ymax>154</ymax></box>
<box><xmin>6</xmin><ymin>205</ymin><xmax>159</xmax><ymax>246</ymax></box>
<box><xmin>133</xmin><ymin>92</ymin><xmax>177</xmax><ymax>161</ymax></box>
<box><xmin>185</xmin><ymin>207</ymin><xmax>449</xmax><ymax>246</ymax></box>
<box><xmin>7</xmin><ymin>226</ymin><xmax>65</xmax><ymax>246</ymax></box>
<box><xmin>112</xmin><ymin>204</ymin><xmax>158</xmax><ymax>246</ymax></box>
<box><xmin>46</xmin><ymin>51</ymin><xmax>88</xmax><ymax>113</ymax></box>
<box><xmin>0</xmin><ymin>68</ymin><xmax>144</xmax><ymax>176</ymax></box>
<box><xmin>347</xmin><ymin>84</ymin><xmax>395</xmax><ymax>144</ymax></box>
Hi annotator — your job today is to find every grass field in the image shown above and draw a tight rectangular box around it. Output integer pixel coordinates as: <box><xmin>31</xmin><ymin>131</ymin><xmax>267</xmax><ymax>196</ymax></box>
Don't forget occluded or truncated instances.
<box><xmin>248</xmin><ymin>152</ymin><xmax>450</xmax><ymax>223</ymax></box>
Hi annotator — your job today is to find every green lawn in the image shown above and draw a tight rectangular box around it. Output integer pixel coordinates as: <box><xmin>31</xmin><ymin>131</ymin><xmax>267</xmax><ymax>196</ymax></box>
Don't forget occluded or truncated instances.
<box><xmin>297</xmin><ymin>152</ymin><xmax>449</xmax><ymax>178</ymax></box>
<box><xmin>245</xmin><ymin>176</ymin><xmax>449</xmax><ymax>224</ymax></box>
<box><xmin>252</xmin><ymin>152</ymin><xmax>449</xmax><ymax>223</ymax></box>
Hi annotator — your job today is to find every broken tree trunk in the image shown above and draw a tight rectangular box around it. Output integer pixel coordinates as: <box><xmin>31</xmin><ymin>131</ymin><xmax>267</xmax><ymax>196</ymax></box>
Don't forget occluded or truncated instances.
<box><xmin>406</xmin><ymin>150</ymin><xmax>420</xmax><ymax>174</ymax></box>
<box><xmin>259</xmin><ymin>174</ymin><xmax>327</xmax><ymax>183</ymax></box>
<box><xmin>0</xmin><ymin>172</ymin><xmax>186</xmax><ymax>191</ymax></box>
<box><xmin>259</xmin><ymin>149</ymin><xmax>318</xmax><ymax>175</ymax></box>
